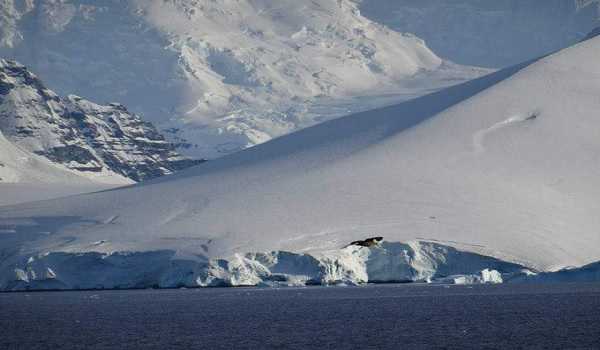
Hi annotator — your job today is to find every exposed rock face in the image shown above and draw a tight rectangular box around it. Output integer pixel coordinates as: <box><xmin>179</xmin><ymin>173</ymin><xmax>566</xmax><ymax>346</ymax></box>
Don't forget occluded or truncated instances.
<box><xmin>0</xmin><ymin>58</ymin><xmax>202</xmax><ymax>182</ymax></box>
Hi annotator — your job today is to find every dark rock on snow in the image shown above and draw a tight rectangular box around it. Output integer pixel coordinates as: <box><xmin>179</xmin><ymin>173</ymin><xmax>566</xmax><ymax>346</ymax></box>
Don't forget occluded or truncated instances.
<box><xmin>349</xmin><ymin>237</ymin><xmax>384</xmax><ymax>247</ymax></box>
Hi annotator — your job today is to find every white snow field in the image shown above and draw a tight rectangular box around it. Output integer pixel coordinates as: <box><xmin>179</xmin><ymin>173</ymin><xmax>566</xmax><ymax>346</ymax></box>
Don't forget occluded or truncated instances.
<box><xmin>0</xmin><ymin>0</ymin><xmax>486</xmax><ymax>159</ymax></box>
<box><xmin>2</xmin><ymin>37</ymin><xmax>600</xmax><ymax>290</ymax></box>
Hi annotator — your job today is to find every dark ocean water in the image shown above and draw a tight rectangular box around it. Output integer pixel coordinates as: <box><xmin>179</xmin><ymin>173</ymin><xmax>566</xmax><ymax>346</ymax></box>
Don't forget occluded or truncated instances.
<box><xmin>1</xmin><ymin>283</ymin><xmax>600</xmax><ymax>349</ymax></box>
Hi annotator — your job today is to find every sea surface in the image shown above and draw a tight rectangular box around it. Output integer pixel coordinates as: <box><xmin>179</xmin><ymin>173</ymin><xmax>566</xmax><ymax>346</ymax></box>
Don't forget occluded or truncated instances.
<box><xmin>1</xmin><ymin>283</ymin><xmax>600</xmax><ymax>349</ymax></box>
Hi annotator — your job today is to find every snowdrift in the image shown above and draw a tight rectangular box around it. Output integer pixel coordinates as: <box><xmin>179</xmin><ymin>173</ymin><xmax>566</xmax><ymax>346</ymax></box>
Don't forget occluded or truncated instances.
<box><xmin>2</xmin><ymin>37</ymin><xmax>600</xmax><ymax>290</ymax></box>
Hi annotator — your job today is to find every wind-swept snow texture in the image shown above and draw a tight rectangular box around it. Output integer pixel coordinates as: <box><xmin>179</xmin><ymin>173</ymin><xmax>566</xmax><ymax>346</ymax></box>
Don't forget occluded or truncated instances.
<box><xmin>2</xmin><ymin>37</ymin><xmax>600</xmax><ymax>291</ymax></box>
<box><xmin>358</xmin><ymin>0</ymin><xmax>600</xmax><ymax>68</ymax></box>
<box><xmin>0</xmin><ymin>0</ymin><xmax>485</xmax><ymax>159</ymax></box>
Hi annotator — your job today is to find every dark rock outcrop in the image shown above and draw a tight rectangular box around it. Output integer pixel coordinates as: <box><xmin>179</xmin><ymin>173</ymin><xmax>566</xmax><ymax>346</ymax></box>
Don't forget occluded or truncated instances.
<box><xmin>349</xmin><ymin>236</ymin><xmax>384</xmax><ymax>247</ymax></box>
<box><xmin>0</xmin><ymin>58</ymin><xmax>203</xmax><ymax>182</ymax></box>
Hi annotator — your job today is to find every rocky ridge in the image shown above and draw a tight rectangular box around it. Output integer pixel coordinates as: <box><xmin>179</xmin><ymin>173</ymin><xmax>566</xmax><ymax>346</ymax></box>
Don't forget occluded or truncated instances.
<box><xmin>0</xmin><ymin>58</ymin><xmax>201</xmax><ymax>182</ymax></box>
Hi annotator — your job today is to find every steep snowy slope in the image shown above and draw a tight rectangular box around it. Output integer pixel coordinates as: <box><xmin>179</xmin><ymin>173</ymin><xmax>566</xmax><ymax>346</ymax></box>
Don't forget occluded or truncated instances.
<box><xmin>2</xmin><ymin>37</ymin><xmax>600</xmax><ymax>290</ymax></box>
<box><xmin>357</xmin><ymin>0</ymin><xmax>600</xmax><ymax>68</ymax></box>
<box><xmin>0</xmin><ymin>0</ymin><xmax>484</xmax><ymax>159</ymax></box>
<box><xmin>0</xmin><ymin>59</ymin><xmax>200</xmax><ymax>183</ymax></box>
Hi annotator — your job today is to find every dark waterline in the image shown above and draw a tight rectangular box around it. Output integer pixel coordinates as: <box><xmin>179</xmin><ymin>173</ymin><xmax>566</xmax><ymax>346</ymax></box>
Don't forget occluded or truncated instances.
<box><xmin>1</xmin><ymin>283</ymin><xmax>600</xmax><ymax>349</ymax></box>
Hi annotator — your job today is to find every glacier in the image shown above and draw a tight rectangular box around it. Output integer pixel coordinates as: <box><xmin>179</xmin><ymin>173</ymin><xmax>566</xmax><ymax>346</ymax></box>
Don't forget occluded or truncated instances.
<box><xmin>6</xmin><ymin>239</ymin><xmax>596</xmax><ymax>291</ymax></box>
<box><xmin>1</xmin><ymin>35</ymin><xmax>600</xmax><ymax>290</ymax></box>
<box><xmin>1</xmin><ymin>240</ymin><xmax>529</xmax><ymax>291</ymax></box>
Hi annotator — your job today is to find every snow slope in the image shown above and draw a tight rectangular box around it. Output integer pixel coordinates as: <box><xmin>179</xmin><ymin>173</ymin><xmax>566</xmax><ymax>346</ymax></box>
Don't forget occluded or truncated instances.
<box><xmin>0</xmin><ymin>0</ymin><xmax>485</xmax><ymax>159</ymax></box>
<box><xmin>357</xmin><ymin>0</ymin><xmax>600</xmax><ymax>68</ymax></box>
<box><xmin>2</xmin><ymin>37</ymin><xmax>600</xmax><ymax>290</ymax></box>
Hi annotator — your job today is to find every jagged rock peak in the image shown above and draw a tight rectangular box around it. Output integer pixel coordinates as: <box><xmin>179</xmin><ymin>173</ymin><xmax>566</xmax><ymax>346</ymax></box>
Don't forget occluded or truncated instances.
<box><xmin>0</xmin><ymin>58</ymin><xmax>203</xmax><ymax>182</ymax></box>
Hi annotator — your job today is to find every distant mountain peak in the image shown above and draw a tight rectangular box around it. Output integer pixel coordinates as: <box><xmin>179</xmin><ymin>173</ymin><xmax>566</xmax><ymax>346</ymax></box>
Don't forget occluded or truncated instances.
<box><xmin>0</xmin><ymin>58</ymin><xmax>202</xmax><ymax>183</ymax></box>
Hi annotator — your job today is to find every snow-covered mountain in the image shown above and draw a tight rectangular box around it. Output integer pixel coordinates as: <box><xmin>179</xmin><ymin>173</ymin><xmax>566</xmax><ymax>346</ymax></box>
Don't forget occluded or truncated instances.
<box><xmin>357</xmin><ymin>0</ymin><xmax>600</xmax><ymax>68</ymax></box>
<box><xmin>2</xmin><ymin>36</ymin><xmax>600</xmax><ymax>290</ymax></box>
<box><xmin>0</xmin><ymin>58</ymin><xmax>200</xmax><ymax>184</ymax></box>
<box><xmin>0</xmin><ymin>0</ymin><xmax>486</xmax><ymax>159</ymax></box>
